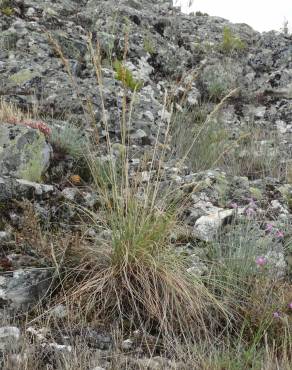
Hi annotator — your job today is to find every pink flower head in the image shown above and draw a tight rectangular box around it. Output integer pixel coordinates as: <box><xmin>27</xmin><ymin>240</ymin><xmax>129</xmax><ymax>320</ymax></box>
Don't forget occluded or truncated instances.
<box><xmin>265</xmin><ymin>223</ymin><xmax>274</xmax><ymax>233</ymax></box>
<box><xmin>275</xmin><ymin>230</ymin><xmax>284</xmax><ymax>239</ymax></box>
<box><xmin>288</xmin><ymin>302</ymin><xmax>292</xmax><ymax>310</ymax></box>
<box><xmin>230</xmin><ymin>202</ymin><xmax>238</xmax><ymax>209</ymax></box>
<box><xmin>256</xmin><ymin>256</ymin><xmax>267</xmax><ymax>267</ymax></box>
<box><xmin>248</xmin><ymin>198</ymin><xmax>257</xmax><ymax>208</ymax></box>
<box><xmin>245</xmin><ymin>207</ymin><xmax>256</xmax><ymax>217</ymax></box>
<box><xmin>273</xmin><ymin>311</ymin><xmax>280</xmax><ymax>319</ymax></box>
<box><xmin>6</xmin><ymin>117</ymin><xmax>51</xmax><ymax>137</ymax></box>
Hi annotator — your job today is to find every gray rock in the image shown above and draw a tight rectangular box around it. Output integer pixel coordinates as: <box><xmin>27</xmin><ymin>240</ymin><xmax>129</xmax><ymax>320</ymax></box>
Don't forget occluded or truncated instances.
<box><xmin>50</xmin><ymin>304</ymin><xmax>68</xmax><ymax>319</ymax></box>
<box><xmin>121</xmin><ymin>338</ymin><xmax>134</xmax><ymax>350</ymax></box>
<box><xmin>0</xmin><ymin>125</ymin><xmax>51</xmax><ymax>181</ymax></box>
<box><xmin>0</xmin><ymin>177</ymin><xmax>55</xmax><ymax>202</ymax></box>
<box><xmin>192</xmin><ymin>209</ymin><xmax>234</xmax><ymax>242</ymax></box>
<box><xmin>0</xmin><ymin>269</ymin><xmax>52</xmax><ymax>312</ymax></box>
<box><xmin>0</xmin><ymin>231</ymin><xmax>11</xmax><ymax>243</ymax></box>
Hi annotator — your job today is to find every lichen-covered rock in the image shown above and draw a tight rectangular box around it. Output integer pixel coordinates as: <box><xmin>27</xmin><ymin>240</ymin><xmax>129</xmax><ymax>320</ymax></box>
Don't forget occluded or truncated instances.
<box><xmin>0</xmin><ymin>125</ymin><xmax>51</xmax><ymax>181</ymax></box>
<box><xmin>0</xmin><ymin>176</ymin><xmax>55</xmax><ymax>202</ymax></box>
<box><xmin>0</xmin><ymin>269</ymin><xmax>52</xmax><ymax>313</ymax></box>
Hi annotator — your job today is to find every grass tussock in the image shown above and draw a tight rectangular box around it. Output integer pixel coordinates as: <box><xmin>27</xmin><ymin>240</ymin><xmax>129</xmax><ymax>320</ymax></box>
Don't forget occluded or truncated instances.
<box><xmin>0</xmin><ymin>98</ymin><xmax>26</xmax><ymax>122</ymax></box>
<box><xmin>9</xmin><ymin>31</ymin><xmax>291</xmax><ymax>369</ymax></box>
<box><xmin>49</xmin><ymin>122</ymin><xmax>86</xmax><ymax>160</ymax></box>
<box><xmin>19</xmin><ymin>33</ymin><xmax>232</xmax><ymax>349</ymax></box>
<box><xmin>113</xmin><ymin>60</ymin><xmax>143</xmax><ymax>91</ymax></box>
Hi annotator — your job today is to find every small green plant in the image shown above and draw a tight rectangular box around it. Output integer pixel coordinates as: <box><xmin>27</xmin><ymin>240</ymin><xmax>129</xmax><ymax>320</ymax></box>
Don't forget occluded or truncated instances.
<box><xmin>143</xmin><ymin>35</ymin><xmax>156</xmax><ymax>54</ymax></box>
<box><xmin>220</xmin><ymin>26</ymin><xmax>246</xmax><ymax>54</ymax></box>
<box><xmin>113</xmin><ymin>60</ymin><xmax>143</xmax><ymax>91</ymax></box>
<box><xmin>0</xmin><ymin>0</ymin><xmax>14</xmax><ymax>16</ymax></box>
<box><xmin>21</xmin><ymin>158</ymin><xmax>44</xmax><ymax>183</ymax></box>
<box><xmin>49</xmin><ymin>123</ymin><xmax>86</xmax><ymax>160</ymax></box>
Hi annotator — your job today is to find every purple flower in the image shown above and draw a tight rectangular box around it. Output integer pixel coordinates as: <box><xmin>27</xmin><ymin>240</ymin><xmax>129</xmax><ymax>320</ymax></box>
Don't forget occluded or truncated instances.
<box><xmin>275</xmin><ymin>230</ymin><xmax>284</xmax><ymax>239</ymax></box>
<box><xmin>245</xmin><ymin>207</ymin><xmax>256</xmax><ymax>217</ymax></box>
<box><xmin>230</xmin><ymin>202</ymin><xmax>238</xmax><ymax>209</ymax></box>
<box><xmin>288</xmin><ymin>303</ymin><xmax>292</xmax><ymax>310</ymax></box>
<box><xmin>248</xmin><ymin>199</ymin><xmax>257</xmax><ymax>208</ymax></box>
<box><xmin>273</xmin><ymin>311</ymin><xmax>280</xmax><ymax>319</ymax></box>
<box><xmin>256</xmin><ymin>256</ymin><xmax>267</xmax><ymax>267</ymax></box>
<box><xmin>265</xmin><ymin>223</ymin><xmax>274</xmax><ymax>233</ymax></box>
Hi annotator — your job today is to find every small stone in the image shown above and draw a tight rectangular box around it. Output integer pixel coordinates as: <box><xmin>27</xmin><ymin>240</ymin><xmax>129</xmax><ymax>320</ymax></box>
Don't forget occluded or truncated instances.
<box><xmin>131</xmin><ymin>158</ymin><xmax>140</xmax><ymax>165</ymax></box>
<box><xmin>0</xmin><ymin>231</ymin><xmax>11</xmax><ymax>242</ymax></box>
<box><xmin>121</xmin><ymin>338</ymin><xmax>133</xmax><ymax>350</ymax></box>
<box><xmin>141</xmin><ymin>171</ymin><xmax>151</xmax><ymax>182</ymax></box>
<box><xmin>26</xmin><ymin>7</ymin><xmax>36</xmax><ymax>17</ymax></box>
<box><xmin>50</xmin><ymin>304</ymin><xmax>67</xmax><ymax>319</ymax></box>
<box><xmin>47</xmin><ymin>343</ymin><xmax>72</xmax><ymax>352</ymax></box>
<box><xmin>130</xmin><ymin>129</ymin><xmax>147</xmax><ymax>139</ymax></box>
<box><xmin>62</xmin><ymin>187</ymin><xmax>79</xmax><ymax>201</ymax></box>
<box><xmin>192</xmin><ymin>209</ymin><xmax>233</xmax><ymax>242</ymax></box>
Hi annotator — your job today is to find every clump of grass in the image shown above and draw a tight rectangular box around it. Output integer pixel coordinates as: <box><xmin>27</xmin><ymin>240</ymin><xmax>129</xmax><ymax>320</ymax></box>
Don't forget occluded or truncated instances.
<box><xmin>0</xmin><ymin>98</ymin><xmax>25</xmax><ymax>122</ymax></box>
<box><xmin>223</xmin><ymin>126</ymin><xmax>283</xmax><ymax>180</ymax></box>
<box><xmin>209</xmin><ymin>219</ymin><xmax>273</xmax><ymax>292</ymax></box>
<box><xmin>113</xmin><ymin>60</ymin><xmax>143</xmax><ymax>91</ymax></box>
<box><xmin>220</xmin><ymin>26</ymin><xmax>246</xmax><ymax>55</ymax></box>
<box><xmin>207</xmin><ymin>218</ymin><xmax>292</xmax><ymax>352</ymax></box>
<box><xmin>200</xmin><ymin>61</ymin><xmax>239</xmax><ymax>101</ymax></box>
<box><xmin>49</xmin><ymin>122</ymin><xmax>86</xmax><ymax>160</ymax></box>
<box><xmin>42</xmin><ymin>34</ymin><xmax>231</xmax><ymax>347</ymax></box>
<box><xmin>143</xmin><ymin>35</ymin><xmax>156</xmax><ymax>55</ymax></box>
<box><xmin>171</xmin><ymin>102</ymin><xmax>229</xmax><ymax>172</ymax></box>
<box><xmin>60</xmin><ymin>149</ymin><xmax>230</xmax><ymax>345</ymax></box>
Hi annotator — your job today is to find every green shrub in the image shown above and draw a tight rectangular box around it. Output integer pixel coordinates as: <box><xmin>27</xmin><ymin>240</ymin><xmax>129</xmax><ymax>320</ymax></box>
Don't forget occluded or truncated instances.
<box><xmin>49</xmin><ymin>122</ymin><xmax>86</xmax><ymax>160</ymax></box>
<box><xmin>220</xmin><ymin>26</ymin><xmax>246</xmax><ymax>54</ymax></box>
<box><xmin>200</xmin><ymin>61</ymin><xmax>239</xmax><ymax>101</ymax></box>
<box><xmin>113</xmin><ymin>60</ymin><xmax>143</xmax><ymax>91</ymax></box>
<box><xmin>143</xmin><ymin>35</ymin><xmax>156</xmax><ymax>54</ymax></box>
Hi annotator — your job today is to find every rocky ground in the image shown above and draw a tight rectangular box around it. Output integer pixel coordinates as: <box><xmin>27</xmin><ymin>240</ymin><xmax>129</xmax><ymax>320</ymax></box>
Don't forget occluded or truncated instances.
<box><xmin>0</xmin><ymin>0</ymin><xmax>292</xmax><ymax>369</ymax></box>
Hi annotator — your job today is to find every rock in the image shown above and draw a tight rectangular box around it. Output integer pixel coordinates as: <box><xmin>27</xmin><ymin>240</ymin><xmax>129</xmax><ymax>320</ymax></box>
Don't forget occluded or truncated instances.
<box><xmin>187</xmin><ymin>255</ymin><xmax>208</xmax><ymax>276</ymax></box>
<box><xmin>265</xmin><ymin>250</ymin><xmax>286</xmax><ymax>279</ymax></box>
<box><xmin>121</xmin><ymin>338</ymin><xmax>133</xmax><ymax>350</ymax></box>
<box><xmin>0</xmin><ymin>125</ymin><xmax>51</xmax><ymax>181</ymax></box>
<box><xmin>0</xmin><ymin>231</ymin><xmax>11</xmax><ymax>243</ymax></box>
<box><xmin>61</xmin><ymin>187</ymin><xmax>79</xmax><ymax>201</ymax></box>
<box><xmin>192</xmin><ymin>209</ymin><xmax>234</xmax><ymax>242</ymax></box>
<box><xmin>50</xmin><ymin>304</ymin><xmax>68</xmax><ymax>319</ymax></box>
<box><xmin>135</xmin><ymin>356</ymin><xmax>178</xmax><ymax>369</ymax></box>
<box><xmin>0</xmin><ymin>269</ymin><xmax>52</xmax><ymax>313</ymax></box>
<box><xmin>0</xmin><ymin>176</ymin><xmax>55</xmax><ymax>202</ymax></box>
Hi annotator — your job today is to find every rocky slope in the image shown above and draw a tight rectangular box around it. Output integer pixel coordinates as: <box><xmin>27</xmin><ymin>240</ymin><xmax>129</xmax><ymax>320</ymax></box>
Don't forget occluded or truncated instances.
<box><xmin>0</xmin><ymin>0</ymin><xmax>292</xmax><ymax>368</ymax></box>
